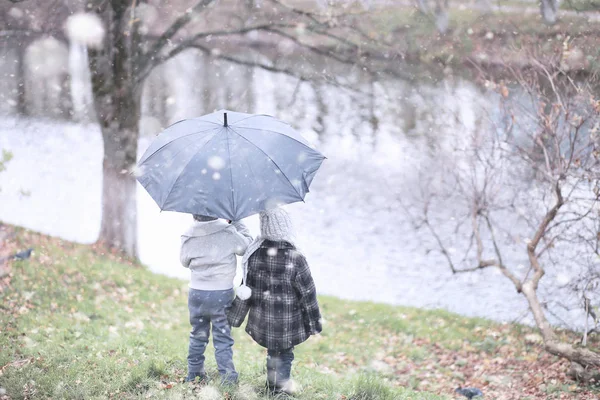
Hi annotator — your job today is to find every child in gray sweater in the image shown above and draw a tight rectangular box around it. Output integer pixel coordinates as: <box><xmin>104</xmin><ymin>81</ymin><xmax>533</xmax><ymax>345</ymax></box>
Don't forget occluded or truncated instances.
<box><xmin>180</xmin><ymin>214</ymin><xmax>252</xmax><ymax>384</ymax></box>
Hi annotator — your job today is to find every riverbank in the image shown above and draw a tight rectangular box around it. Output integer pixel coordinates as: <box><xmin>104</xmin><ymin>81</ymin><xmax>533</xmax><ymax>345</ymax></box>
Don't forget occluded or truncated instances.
<box><xmin>1</xmin><ymin>225</ymin><xmax>598</xmax><ymax>399</ymax></box>
<box><xmin>370</xmin><ymin>4</ymin><xmax>600</xmax><ymax>80</ymax></box>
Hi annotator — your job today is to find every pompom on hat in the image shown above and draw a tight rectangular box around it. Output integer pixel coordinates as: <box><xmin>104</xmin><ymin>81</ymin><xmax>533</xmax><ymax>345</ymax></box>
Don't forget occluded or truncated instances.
<box><xmin>259</xmin><ymin>207</ymin><xmax>295</xmax><ymax>242</ymax></box>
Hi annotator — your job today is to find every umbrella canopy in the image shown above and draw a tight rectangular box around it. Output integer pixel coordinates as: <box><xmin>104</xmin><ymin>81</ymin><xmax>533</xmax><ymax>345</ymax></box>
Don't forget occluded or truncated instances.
<box><xmin>136</xmin><ymin>109</ymin><xmax>325</xmax><ymax>220</ymax></box>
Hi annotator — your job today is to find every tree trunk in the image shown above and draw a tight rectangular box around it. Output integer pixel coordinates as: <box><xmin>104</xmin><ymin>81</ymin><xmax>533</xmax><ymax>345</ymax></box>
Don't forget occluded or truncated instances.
<box><xmin>202</xmin><ymin>54</ymin><xmax>218</xmax><ymax>112</ymax></box>
<box><xmin>69</xmin><ymin>42</ymin><xmax>93</xmax><ymax>122</ymax></box>
<box><xmin>89</xmin><ymin>0</ymin><xmax>142</xmax><ymax>258</ymax></box>
<box><xmin>245</xmin><ymin>66</ymin><xmax>255</xmax><ymax>113</ymax></box>
<box><xmin>515</xmin><ymin>186</ymin><xmax>600</xmax><ymax>382</ymax></box>
<box><xmin>94</xmin><ymin>87</ymin><xmax>141</xmax><ymax>258</ymax></box>
<box><xmin>369</xmin><ymin>78</ymin><xmax>379</xmax><ymax>148</ymax></box>
<box><xmin>416</xmin><ymin>0</ymin><xmax>430</xmax><ymax>14</ymax></box>
<box><xmin>521</xmin><ymin>280</ymin><xmax>600</xmax><ymax>382</ymax></box>
<box><xmin>15</xmin><ymin>40</ymin><xmax>28</xmax><ymax>116</ymax></box>
<box><xmin>434</xmin><ymin>0</ymin><xmax>449</xmax><ymax>34</ymax></box>
<box><xmin>99</xmin><ymin>125</ymin><xmax>139</xmax><ymax>257</ymax></box>
<box><xmin>60</xmin><ymin>72</ymin><xmax>73</xmax><ymax>120</ymax></box>
<box><xmin>313</xmin><ymin>82</ymin><xmax>328</xmax><ymax>138</ymax></box>
<box><xmin>540</xmin><ymin>0</ymin><xmax>559</xmax><ymax>25</ymax></box>
<box><xmin>477</xmin><ymin>0</ymin><xmax>493</xmax><ymax>14</ymax></box>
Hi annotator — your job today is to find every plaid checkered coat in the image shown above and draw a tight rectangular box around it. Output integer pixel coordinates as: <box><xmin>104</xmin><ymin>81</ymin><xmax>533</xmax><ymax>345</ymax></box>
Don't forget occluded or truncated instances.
<box><xmin>227</xmin><ymin>240</ymin><xmax>322</xmax><ymax>350</ymax></box>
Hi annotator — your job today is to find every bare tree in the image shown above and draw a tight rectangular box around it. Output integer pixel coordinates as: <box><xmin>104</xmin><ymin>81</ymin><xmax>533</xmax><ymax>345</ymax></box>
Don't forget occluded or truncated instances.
<box><xmin>414</xmin><ymin>62</ymin><xmax>600</xmax><ymax>381</ymax></box>
<box><xmin>2</xmin><ymin>0</ymin><xmax>399</xmax><ymax>256</ymax></box>
<box><xmin>72</xmin><ymin>0</ymin><xmax>391</xmax><ymax>256</ymax></box>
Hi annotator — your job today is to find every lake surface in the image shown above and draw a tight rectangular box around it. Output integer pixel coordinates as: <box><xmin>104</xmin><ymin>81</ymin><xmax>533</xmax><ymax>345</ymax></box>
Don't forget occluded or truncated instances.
<box><xmin>0</xmin><ymin>44</ymin><xmax>589</xmax><ymax>330</ymax></box>
<box><xmin>0</xmin><ymin>115</ymin><xmax>544</xmax><ymax>328</ymax></box>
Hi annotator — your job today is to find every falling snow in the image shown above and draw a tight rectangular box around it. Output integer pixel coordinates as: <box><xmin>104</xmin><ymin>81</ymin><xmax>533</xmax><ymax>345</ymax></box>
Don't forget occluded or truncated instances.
<box><xmin>556</xmin><ymin>273</ymin><xmax>572</xmax><ymax>285</ymax></box>
<box><xmin>65</xmin><ymin>13</ymin><xmax>105</xmax><ymax>48</ymax></box>
<box><xmin>197</xmin><ymin>386</ymin><xmax>221</xmax><ymax>400</ymax></box>
<box><xmin>8</xmin><ymin>7</ymin><xmax>24</xmax><ymax>19</ymax></box>
<box><xmin>0</xmin><ymin>42</ymin><xmax>595</xmax><ymax>331</ymax></box>
<box><xmin>207</xmin><ymin>155</ymin><xmax>226</xmax><ymax>170</ymax></box>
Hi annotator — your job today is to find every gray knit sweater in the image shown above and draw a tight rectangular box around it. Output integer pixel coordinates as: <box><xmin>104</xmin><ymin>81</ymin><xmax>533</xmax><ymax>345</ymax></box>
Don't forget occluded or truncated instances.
<box><xmin>180</xmin><ymin>219</ymin><xmax>252</xmax><ymax>290</ymax></box>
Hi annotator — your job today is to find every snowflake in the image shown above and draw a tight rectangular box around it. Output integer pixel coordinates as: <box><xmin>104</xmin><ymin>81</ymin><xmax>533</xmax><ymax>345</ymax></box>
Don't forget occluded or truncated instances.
<box><xmin>208</xmin><ymin>155</ymin><xmax>226</xmax><ymax>170</ymax></box>
<box><xmin>65</xmin><ymin>13</ymin><xmax>105</xmax><ymax>48</ymax></box>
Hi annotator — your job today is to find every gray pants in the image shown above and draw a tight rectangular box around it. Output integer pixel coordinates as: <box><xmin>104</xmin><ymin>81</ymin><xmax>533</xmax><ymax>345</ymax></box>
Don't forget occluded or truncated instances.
<box><xmin>187</xmin><ymin>288</ymin><xmax>238</xmax><ymax>383</ymax></box>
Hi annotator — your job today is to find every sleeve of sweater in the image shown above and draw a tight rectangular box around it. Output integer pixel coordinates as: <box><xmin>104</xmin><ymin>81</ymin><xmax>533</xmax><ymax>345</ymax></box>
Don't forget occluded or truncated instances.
<box><xmin>231</xmin><ymin>221</ymin><xmax>253</xmax><ymax>256</ymax></box>
<box><xmin>292</xmin><ymin>253</ymin><xmax>323</xmax><ymax>335</ymax></box>
<box><xmin>179</xmin><ymin>237</ymin><xmax>191</xmax><ymax>268</ymax></box>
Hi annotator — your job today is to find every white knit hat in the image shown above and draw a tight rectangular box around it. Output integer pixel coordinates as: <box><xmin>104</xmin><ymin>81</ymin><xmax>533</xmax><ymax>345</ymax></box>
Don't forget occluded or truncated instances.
<box><xmin>236</xmin><ymin>207</ymin><xmax>295</xmax><ymax>301</ymax></box>
<box><xmin>259</xmin><ymin>208</ymin><xmax>295</xmax><ymax>242</ymax></box>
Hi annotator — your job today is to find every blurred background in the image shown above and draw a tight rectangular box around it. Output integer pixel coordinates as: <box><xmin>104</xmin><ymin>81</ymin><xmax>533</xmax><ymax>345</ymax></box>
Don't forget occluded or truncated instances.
<box><xmin>1</xmin><ymin>0</ymin><xmax>599</xmax><ymax>333</ymax></box>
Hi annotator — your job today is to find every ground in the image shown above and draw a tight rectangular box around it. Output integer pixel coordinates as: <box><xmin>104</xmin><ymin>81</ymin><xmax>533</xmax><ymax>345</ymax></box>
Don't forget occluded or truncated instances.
<box><xmin>358</xmin><ymin>3</ymin><xmax>600</xmax><ymax>80</ymax></box>
<box><xmin>0</xmin><ymin>224</ymin><xmax>598</xmax><ymax>400</ymax></box>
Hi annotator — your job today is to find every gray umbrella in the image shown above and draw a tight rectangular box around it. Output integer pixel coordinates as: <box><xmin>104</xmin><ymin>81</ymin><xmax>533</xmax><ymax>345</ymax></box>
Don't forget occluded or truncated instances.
<box><xmin>136</xmin><ymin>109</ymin><xmax>325</xmax><ymax>220</ymax></box>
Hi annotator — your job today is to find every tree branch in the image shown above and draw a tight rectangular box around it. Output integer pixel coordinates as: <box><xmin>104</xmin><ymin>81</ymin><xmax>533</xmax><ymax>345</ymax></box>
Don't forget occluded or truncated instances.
<box><xmin>260</xmin><ymin>26</ymin><xmax>359</xmax><ymax>67</ymax></box>
<box><xmin>268</xmin><ymin>0</ymin><xmax>368</xmax><ymax>22</ymax></box>
<box><xmin>422</xmin><ymin>202</ymin><xmax>458</xmax><ymax>273</ymax></box>
<box><xmin>138</xmin><ymin>0</ymin><xmax>216</xmax><ymax>75</ymax></box>
<box><xmin>135</xmin><ymin>23</ymin><xmax>294</xmax><ymax>84</ymax></box>
<box><xmin>471</xmin><ymin>201</ymin><xmax>486</xmax><ymax>264</ymax></box>
<box><xmin>527</xmin><ymin>180</ymin><xmax>564</xmax><ymax>288</ymax></box>
<box><xmin>164</xmin><ymin>42</ymin><xmax>370</xmax><ymax>96</ymax></box>
<box><xmin>483</xmin><ymin>213</ymin><xmax>523</xmax><ymax>291</ymax></box>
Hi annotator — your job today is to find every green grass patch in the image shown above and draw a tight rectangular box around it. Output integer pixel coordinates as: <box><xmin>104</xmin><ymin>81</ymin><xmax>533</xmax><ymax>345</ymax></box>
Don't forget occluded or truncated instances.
<box><xmin>353</xmin><ymin>3</ymin><xmax>600</xmax><ymax>78</ymax></box>
<box><xmin>0</xmin><ymin>228</ymin><xmax>448</xmax><ymax>399</ymax></box>
<box><xmin>2</xmin><ymin>227</ymin><xmax>597</xmax><ymax>399</ymax></box>
<box><xmin>561</xmin><ymin>0</ymin><xmax>600</xmax><ymax>11</ymax></box>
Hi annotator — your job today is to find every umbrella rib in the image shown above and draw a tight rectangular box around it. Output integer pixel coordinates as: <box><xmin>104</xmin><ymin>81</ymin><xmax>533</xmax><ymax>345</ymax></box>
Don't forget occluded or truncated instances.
<box><xmin>229</xmin><ymin>126</ymin><xmax>304</xmax><ymax>202</ymax></box>
<box><xmin>139</xmin><ymin>127</ymin><xmax>220</xmax><ymax>165</ymax></box>
<box><xmin>160</xmin><ymin>130</ymin><xmax>221</xmax><ymax>210</ymax></box>
<box><xmin>225</xmin><ymin>129</ymin><xmax>236</xmax><ymax>219</ymax></box>
<box><xmin>233</xmin><ymin>114</ymin><xmax>292</xmax><ymax>127</ymax></box>
<box><xmin>226</xmin><ymin>114</ymin><xmax>256</xmax><ymax>125</ymax></box>
<box><xmin>196</xmin><ymin>119</ymin><xmax>222</xmax><ymax>126</ymax></box>
<box><xmin>229</xmin><ymin>126</ymin><xmax>321</xmax><ymax>155</ymax></box>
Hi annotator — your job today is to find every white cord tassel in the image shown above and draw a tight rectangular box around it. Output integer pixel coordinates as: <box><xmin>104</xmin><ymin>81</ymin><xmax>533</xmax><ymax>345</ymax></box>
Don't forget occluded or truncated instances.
<box><xmin>236</xmin><ymin>284</ymin><xmax>252</xmax><ymax>300</ymax></box>
<box><xmin>236</xmin><ymin>261</ymin><xmax>252</xmax><ymax>300</ymax></box>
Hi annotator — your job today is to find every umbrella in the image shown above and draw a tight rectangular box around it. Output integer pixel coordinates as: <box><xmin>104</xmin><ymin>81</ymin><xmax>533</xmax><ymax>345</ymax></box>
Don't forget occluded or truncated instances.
<box><xmin>136</xmin><ymin>109</ymin><xmax>325</xmax><ymax>220</ymax></box>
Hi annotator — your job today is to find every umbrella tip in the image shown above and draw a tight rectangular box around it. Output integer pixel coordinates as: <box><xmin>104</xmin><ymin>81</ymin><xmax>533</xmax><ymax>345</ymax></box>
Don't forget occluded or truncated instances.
<box><xmin>224</xmin><ymin>112</ymin><xmax>228</xmax><ymax>127</ymax></box>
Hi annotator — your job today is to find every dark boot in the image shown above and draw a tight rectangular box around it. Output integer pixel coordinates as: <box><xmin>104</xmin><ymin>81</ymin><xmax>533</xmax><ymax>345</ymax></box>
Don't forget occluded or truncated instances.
<box><xmin>266</xmin><ymin>348</ymin><xmax>297</xmax><ymax>395</ymax></box>
<box><xmin>185</xmin><ymin>372</ymin><xmax>208</xmax><ymax>384</ymax></box>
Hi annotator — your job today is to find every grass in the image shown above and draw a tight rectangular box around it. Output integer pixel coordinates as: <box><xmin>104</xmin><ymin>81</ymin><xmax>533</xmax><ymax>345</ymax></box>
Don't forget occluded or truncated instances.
<box><xmin>561</xmin><ymin>0</ymin><xmax>600</xmax><ymax>11</ymax></box>
<box><xmin>1</xmin><ymin>226</ymin><xmax>598</xmax><ymax>399</ymax></box>
<box><xmin>0</xmin><ymin>227</ymin><xmax>447</xmax><ymax>400</ymax></box>
<box><xmin>353</xmin><ymin>3</ymin><xmax>600</xmax><ymax>79</ymax></box>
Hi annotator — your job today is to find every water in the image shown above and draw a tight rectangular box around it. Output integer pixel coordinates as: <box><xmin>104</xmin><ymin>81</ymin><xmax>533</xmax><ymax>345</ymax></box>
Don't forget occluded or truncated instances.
<box><xmin>0</xmin><ymin>114</ymin><xmax>533</xmax><ymax>326</ymax></box>
<box><xmin>0</xmin><ymin>46</ymin><xmax>590</xmax><ymax>330</ymax></box>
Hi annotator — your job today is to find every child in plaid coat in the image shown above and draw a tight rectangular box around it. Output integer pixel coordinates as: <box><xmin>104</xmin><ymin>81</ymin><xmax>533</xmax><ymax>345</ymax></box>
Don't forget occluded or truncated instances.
<box><xmin>227</xmin><ymin>208</ymin><xmax>322</xmax><ymax>395</ymax></box>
